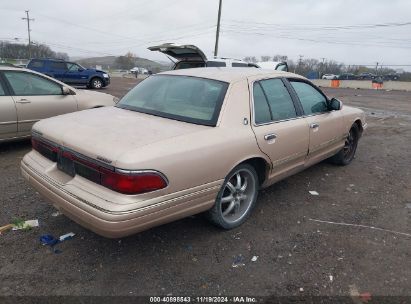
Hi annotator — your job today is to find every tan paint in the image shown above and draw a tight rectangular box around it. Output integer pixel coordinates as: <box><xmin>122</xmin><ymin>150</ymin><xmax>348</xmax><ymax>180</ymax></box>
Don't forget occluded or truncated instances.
<box><xmin>21</xmin><ymin>68</ymin><xmax>366</xmax><ymax>237</ymax></box>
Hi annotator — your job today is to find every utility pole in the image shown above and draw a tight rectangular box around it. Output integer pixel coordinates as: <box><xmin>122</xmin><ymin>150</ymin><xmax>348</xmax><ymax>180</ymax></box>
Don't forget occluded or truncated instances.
<box><xmin>22</xmin><ymin>10</ymin><xmax>34</xmax><ymax>59</ymax></box>
<box><xmin>320</xmin><ymin>57</ymin><xmax>326</xmax><ymax>78</ymax></box>
<box><xmin>214</xmin><ymin>0</ymin><xmax>222</xmax><ymax>57</ymax></box>
<box><xmin>375</xmin><ymin>62</ymin><xmax>379</xmax><ymax>75</ymax></box>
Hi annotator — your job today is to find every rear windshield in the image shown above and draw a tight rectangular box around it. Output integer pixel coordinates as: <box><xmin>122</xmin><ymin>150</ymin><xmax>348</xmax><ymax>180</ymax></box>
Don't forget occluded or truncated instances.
<box><xmin>117</xmin><ymin>75</ymin><xmax>229</xmax><ymax>126</ymax></box>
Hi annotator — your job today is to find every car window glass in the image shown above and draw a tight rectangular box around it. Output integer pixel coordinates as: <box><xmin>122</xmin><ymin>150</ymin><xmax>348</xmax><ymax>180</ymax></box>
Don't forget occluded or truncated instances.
<box><xmin>118</xmin><ymin>75</ymin><xmax>228</xmax><ymax>126</ymax></box>
<box><xmin>4</xmin><ymin>71</ymin><xmax>62</xmax><ymax>96</ymax></box>
<box><xmin>276</xmin><ymin>64</ymin><xmax>288</xmax><ymax>71</ymax></box>
<box><xmin>30</xmin><ymin>60</ymin><xmax>44</xmax><ymax>68</ymax></box>
<box><xmin>206</xmin><ymin>61</ymin><xmax>226</xmax><ymax>67</ymax></box>
<box><xmin>67</xmin><ymin>63</ymin><xmax>80</xmax><ymax>72</ymax></box>
<box><xmin>290</xmin><ymin>81</ymin><xmax>328</xmax><ymax>115</ymax></box>
<box><xmin>253</xmin><ymin>82</ymin><xmax>271</xmax><ymax>124</ymax></box>
<box><xmin>259</xmin><ymin>79</ymin><xmax>296</xmax><ymax>121</ymax></box>
<box><xmin>175</xmin><ymin>62</ymin><xmax>205</xmax><ymax>69</ymax></box>
<box><xmin>50</xmin><ymin>61</ymin><xmax>67</xmax><ymax>70</ymax></box>
<box><xmin>0</xmin><ymin>81</ymin><xmax>6</xmax><ymax>96</ymax></box>
<box><xmin>232</xmin><ymin>62</ymin><xmax>248</xmax><ymax>67</ymax></box>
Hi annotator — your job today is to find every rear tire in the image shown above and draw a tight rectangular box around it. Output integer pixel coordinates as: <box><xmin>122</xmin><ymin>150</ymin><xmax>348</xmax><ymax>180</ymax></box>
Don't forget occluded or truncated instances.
<box><xmin>329</xmin><ymin>124</ymin><xmax>359</xmax><ymax>166</ymax></box>
<box><xmin>89</xmin><ymin>77</ymin><xmax>103</xmax><ymax>89</ymax></box>
<box><xmin>206</xmin><ymin>164</ymin><xmax>259</xmax><ymax>230</ymax></box>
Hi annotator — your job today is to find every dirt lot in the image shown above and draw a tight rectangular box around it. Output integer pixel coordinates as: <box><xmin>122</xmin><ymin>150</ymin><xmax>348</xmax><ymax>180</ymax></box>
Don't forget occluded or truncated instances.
<box><xmin>0</xmin><ymin>77</ymin><xmax>410</xmax><ymax>298</ymax></box>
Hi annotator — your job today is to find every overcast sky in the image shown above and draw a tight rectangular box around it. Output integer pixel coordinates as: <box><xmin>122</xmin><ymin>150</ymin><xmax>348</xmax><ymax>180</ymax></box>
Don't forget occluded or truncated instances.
<box><xmin>1</xmin><ymin>0</ymin><xmax>411</xmax><ymax>69</ymax></box>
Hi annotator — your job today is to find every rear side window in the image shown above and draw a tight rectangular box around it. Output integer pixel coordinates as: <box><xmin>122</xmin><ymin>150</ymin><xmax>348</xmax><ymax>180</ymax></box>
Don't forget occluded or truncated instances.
<box><xmin>254</xmin><ymin>78</ymin><xmax>297</xmax><ymax>123</ymax></box>
<box><xmin>0</xmin><ymin>81</ymin><xmax>5</xmax><ymax>96</ymax></box>
<box><xmin>4</xmin><ymin>71</ymin><xmax>62</xmax><ymax>95</ymax></box>
<box><xmin>290</xmin><ymin>81</ymin><xmax>328</xmax><ymax>115</ymax></box>
<box><xmin>175</xmin><ymin>62</ymin><xmax>205</xmax><ymax>70</ymax></box>
<box><xmin>29</xmin><ymin>60</ymin><xmax>44</xmax><ymax>68</ymax></box>
<box><xmin>50</xmin><ymin>61</ymin><xmax>67</xmax><ymax>70</ymax></box>
<box><xmin>253</xmin><ymin>83</ymin><xmax>271</xmax><ymax>124</ymax></box>
<box><xmin>206</xmin><ymin>61</ymin><xmax>226</xmax><ymax>67</ymax></box>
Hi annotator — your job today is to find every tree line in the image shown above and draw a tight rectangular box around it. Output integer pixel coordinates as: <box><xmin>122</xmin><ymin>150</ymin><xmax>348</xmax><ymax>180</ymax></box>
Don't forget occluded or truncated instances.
<box><xmin>0</xmin><ymin>41</ymin><xmax>69</xmax><ymax>60</ymax></box>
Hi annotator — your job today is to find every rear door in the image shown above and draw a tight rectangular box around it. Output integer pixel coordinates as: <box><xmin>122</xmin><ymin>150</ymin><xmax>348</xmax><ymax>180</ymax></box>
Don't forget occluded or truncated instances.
<box><xmin>287</xmin><ymin>78</ymin><xmax>344</xmax><ymax>166</ymax></box>
<box><xmin>48</xmin><ymin>61</ymin><xmax>68</xmax><ymax>81</ymax></box>
<box><xmin>0</xmin><ymin>73</ymin><xmax>17</xmax><ymax>140</ymax></box>
<box><xmin>3</xmin><ymin>70</ymin><xmax>77</xmax><ymax>135</ymax></box>
<box><xmin>250</xmin><ymin>77</ymin><xmax>309</xmax><ymax>180</ymax></box>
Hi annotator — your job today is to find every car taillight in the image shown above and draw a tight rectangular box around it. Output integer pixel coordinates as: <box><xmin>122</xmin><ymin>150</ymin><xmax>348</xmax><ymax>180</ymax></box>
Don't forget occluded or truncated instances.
<box><xmin>31</xmin><ymin>137</ymin><xmax>167</xmax><ymax>195</ymax></box>
<box><xmin>31</xmin><ymin>137</ymin><xmax>59</xmax><ymax>161</ymax></box>
<box><xmin>100</xmin><ymin>168</ymin><xmax>167</xmax><ymax>195</ymax></box>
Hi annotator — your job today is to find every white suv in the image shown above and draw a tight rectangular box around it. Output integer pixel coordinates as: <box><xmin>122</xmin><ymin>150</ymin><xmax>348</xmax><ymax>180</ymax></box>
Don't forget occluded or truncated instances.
<box><xmin>148</xmin><ymin>43</ymin><xmax>288</xmax><ymax>71</ymax></box>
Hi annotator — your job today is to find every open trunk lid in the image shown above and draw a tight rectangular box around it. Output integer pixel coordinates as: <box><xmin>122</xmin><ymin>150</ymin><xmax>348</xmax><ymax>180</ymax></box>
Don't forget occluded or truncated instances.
<box><xmin>148</xmin><ymin>43</ymin><xmax>208</xmax><ymax>62</ymax></box>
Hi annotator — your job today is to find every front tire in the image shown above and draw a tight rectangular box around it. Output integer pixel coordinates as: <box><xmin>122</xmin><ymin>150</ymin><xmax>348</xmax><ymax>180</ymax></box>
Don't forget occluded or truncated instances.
<box><xmin>90</xmin><ymin>77</ymin><xmax>103</xmax><ymax>89</ymax></box>
<box><xmin>330</xmin><ymin>124</ymin><xmax>359</xmax><ymax>166</ymax></box>
<box><xmin>206</xmin><ymin>164</ymin><xmax>259</xmax><ymax>229</ymax></box>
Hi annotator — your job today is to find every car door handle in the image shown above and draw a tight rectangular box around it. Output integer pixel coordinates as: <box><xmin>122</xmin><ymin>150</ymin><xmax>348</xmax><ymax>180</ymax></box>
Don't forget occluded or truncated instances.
<box><xmin>310</xmin><ymin>123</ymin><xmax>320</xmax><ymax>129</ymax></box>
<box><xmin>16</xmin><ymin>99</ymin><xmax>31</xmax><ymax>104</ymax></box>
<box><xmin>264</xmin><ymin>133</ymin><xmax>277</xmax><ymax>141</ymax></box>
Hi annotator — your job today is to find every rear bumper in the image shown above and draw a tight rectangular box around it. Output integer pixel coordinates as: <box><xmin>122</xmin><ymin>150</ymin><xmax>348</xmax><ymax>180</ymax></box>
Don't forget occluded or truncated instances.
<box><xmin>21</xmin><ymin>152</ymin><xmax>220</xmax><ymax>238</ymax></box>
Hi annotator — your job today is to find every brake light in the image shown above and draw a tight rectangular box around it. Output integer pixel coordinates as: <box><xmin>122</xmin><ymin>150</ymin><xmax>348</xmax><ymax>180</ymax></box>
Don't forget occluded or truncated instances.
<box><xmin>100</xmin><ymin>168</ymin><xmax>167</xmax><ymax>195</ymax></box>
<box><xmin>31</xmin><ymin>137</ymin><xmax>59</xmax><ymax>161</ymax></box>
<box><xmin>31</xmin><ymin>137</ymin><xmax>167</xmax><ymax>195</ymax></box>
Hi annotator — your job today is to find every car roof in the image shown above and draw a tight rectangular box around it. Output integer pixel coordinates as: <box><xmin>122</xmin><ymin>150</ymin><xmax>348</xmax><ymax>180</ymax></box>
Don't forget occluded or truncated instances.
<box><xmin>0</xmin><ymin>66</ymin><xmax>26</xmax><ymax>71</ymax></box>
<box><xmin>159</xmin><ymin>67</ymin><xmax>305</xmax><ymax>83</ymax></box>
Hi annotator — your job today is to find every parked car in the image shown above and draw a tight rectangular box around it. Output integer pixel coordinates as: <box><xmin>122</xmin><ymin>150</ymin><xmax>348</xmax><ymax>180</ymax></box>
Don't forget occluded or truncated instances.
<box><xmin>358</xmin><ymin>72</ymin><xmax>376</xmax><ymax>80</ymax></box>
<box><xmin>383</xmin><ymin>74</ymin><xmax>400</xmax><ymax>81</ymax></box>
<box><xmin>256</xmin><ymin>61</ymin><xmax>289</xmax><ymax>72</ymax></box>
<box><xmin>322</xmin><ymin>74</ymin><xmax>338</xmax><ymax>80</ymax></box>
<box><xmin>21</xmin><ymin>68</ymin><xmax>366</xmax><ymax>238</ymax></box>
<box><xmin>148</xmin><ymin>43</ymin><xmax>261</xmax><ymax>69</ymax></box>
<box><xmin>338</xmin><ymin>73</ymin><xmax>357</xmax><ymax>80</ymax></box>
<box><xmin>0</xmin><ymin>66</ymin><xmax>118</xmax><ymax>142</ymax></box>
<box><xmin>27</xmin><ymin>58</ymin><xmax>110</xmax><ymax>89</ymax></box>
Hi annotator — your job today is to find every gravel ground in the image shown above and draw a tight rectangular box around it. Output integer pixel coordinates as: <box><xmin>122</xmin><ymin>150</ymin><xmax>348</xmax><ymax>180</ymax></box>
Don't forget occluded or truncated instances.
<box><xmin>0</xmin><ymin>77</ymin><xmax>410</xmax><ymax>298</ymax></box>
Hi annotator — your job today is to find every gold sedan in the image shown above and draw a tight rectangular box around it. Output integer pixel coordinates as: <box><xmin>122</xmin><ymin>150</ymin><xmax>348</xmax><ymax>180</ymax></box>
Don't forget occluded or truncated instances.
<box><xmin>21</xmin><ymin>68</ymin><xmax>366</xmax><ymax>238</ymax></box>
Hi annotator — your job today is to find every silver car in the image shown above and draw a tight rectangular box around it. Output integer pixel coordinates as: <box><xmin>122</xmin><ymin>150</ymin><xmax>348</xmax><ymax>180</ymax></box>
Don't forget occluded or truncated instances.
<box><xmin>0</xmin><ymin>67</ymin><xmax>118</xmax><ymax>142</ymax></box>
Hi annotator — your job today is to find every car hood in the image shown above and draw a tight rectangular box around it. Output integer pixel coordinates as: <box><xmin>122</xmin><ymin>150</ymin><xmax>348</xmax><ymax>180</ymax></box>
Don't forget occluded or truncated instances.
<box><xmin>32</xmin><ymin>106</ymin><xmax>209</xmax><ymax>168</ymax></box>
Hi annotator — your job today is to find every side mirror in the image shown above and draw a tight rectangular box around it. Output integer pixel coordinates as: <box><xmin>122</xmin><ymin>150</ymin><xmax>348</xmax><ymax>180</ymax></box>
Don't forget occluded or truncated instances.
<box><xmin>78</xmin><ymin>68</ymin><xmax>84</xmax><ymax>72</ymax></box>
<box><xmin>329</xmin><ymin>97</ymin><xmax>342</xmax><ymax>111</ymax></box>
<box><xmin>62</xmin><ymin>86</ymin><xmax>75</xmax><ymax>95</ymax></box>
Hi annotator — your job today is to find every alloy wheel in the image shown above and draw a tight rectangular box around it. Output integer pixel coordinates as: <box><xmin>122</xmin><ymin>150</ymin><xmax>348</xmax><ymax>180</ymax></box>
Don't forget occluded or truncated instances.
<box><xmin>220</xmin><ymin>169</ymin><xmax>256</xmax><ymax>224</ymax></box>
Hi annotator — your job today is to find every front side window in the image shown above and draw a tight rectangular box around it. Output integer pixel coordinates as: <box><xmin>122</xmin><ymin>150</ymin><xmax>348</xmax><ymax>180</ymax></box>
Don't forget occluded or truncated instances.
<box><xmin>67</xmin><ymin>63</ymin><xmax>82</xmax><ymax>72</ymax></box>
<box><xmin>290</xmin><ymin>80</ymin><xmax>328</xmax><ymax>115</ymax></box>
<box><xmin>4</xmin><ymin>71</ymin><xmax>62</xmax><ymax>96</ymax></box>
<box><xmin>117</xmin><ymin>75</ymin><xmax>228</xmax><ymax>126</ymax></box>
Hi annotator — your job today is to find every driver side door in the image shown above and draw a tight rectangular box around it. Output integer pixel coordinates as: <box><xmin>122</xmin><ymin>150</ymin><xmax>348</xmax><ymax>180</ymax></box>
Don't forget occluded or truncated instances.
<box><xmin>3</xmin><ymin>71</ymin><xmax>78</xmax><ymax>136</ymax></box>
<box><xmin>64</xmin><ymin>63</ymin><xmax>88</xmax><ymax>85</ymax></box>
